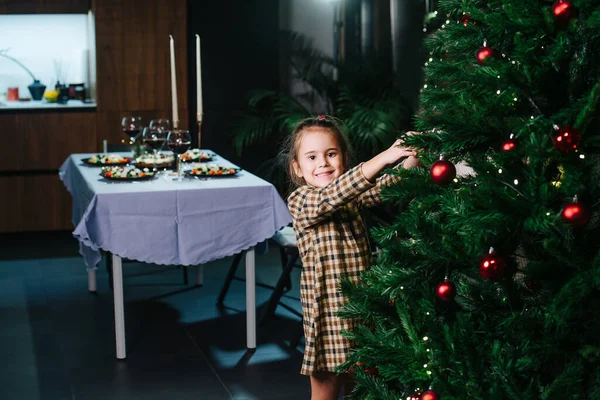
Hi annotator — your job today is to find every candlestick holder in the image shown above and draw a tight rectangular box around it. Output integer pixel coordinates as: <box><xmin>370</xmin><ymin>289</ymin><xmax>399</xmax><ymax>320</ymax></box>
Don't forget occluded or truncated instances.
<box><xmin>197</xmin><ymin>119</ymin><xmax>203</xmax><ymax>150</ymax></box>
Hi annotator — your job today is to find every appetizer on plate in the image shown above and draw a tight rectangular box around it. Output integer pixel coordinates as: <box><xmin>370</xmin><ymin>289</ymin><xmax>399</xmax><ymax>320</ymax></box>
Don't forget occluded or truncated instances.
<box><xmin>100</xmin><ymin>165</ymin><xmax>154</xmax><ymax>180</ymax></box>
<box><xmin>180</xmin><ymin>149</ymin><xmax>214</xmax><ymax>162</ymax></box>
<box><xmin>135</xmin><ymin>153</ymin><xmax>175</xmax><ymax>168</ymax></box>
<box><xmin>186</xmin><ymin>163</ymin><xmax>239</xmax><ymax>176</ymax></box>
<box><xmin>84</xmin><ymin>154</ymin><xmax>131</xmax><ymax>165</ymax></box>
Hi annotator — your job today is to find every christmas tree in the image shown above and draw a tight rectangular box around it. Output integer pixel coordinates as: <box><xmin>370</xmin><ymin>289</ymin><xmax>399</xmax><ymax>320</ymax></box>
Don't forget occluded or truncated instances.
<box><xmin>340</xmin><ymin>0</ymin><xmax>600</xmax><ymax>399</ymax></box>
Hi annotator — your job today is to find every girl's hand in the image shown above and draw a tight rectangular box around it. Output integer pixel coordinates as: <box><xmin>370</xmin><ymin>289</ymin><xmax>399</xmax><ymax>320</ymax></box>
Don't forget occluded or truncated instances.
<box><xmin>361</xmin><ymin>133</ymin><xmax>419</xmax><ymax>181</ymax></box>
<box><xmin>399</xmin><ymin>131</ymin><xmax>421</xmax><ymax>169</ymax></box>
<box><xmin>402</xmin><ymin>155</ymin><xmax>421</xmax><ymax>169</ymax></box>
<box><xmin>381</xmin><ymin>138</ymin><xmax>417</xmax><ymax>165</ymax></box>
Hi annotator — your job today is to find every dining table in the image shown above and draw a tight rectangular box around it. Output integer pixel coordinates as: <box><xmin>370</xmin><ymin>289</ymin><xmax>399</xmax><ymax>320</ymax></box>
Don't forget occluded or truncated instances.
<box><xmin>59</xmin><ymin>151</ymin><xmax>292</xmax><ymax>359</ymax></box>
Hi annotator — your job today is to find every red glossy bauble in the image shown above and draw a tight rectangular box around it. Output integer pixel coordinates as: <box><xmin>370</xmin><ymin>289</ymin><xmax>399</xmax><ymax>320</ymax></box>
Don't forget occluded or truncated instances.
<box><xmin>430</xmin><ymin>160</ymin><xmax>456</xmax><ymax>185</ymax></box>
<box><xmin>553</xmin><ymin>0</ymin><xmax>576</xmax><ymax>24</ymax></box>
<box><xmin>562</xmin><ymin>201</ymin><xmax>590</xmax><ymax>227</ymax></box>
<box><xmin>421</xmin><ymin>390</ymin><xmax>441</xmax><ymax>400</ymax></box>
<box><xmin>552</xmin><ymin>125</ymin><xmax>581</xmax><ymax>153</ymax></box>
<box><xmin>525</xmin><ymin>281</ymin><xmax>536</xmax><ymax>291</ymax></box>
<box><xmin>502</xmin><ymin>138</ymin><xmax>517</xmax><ymax>151</ymax></box>
<box><xmin>460</xmin><ymin>14</ymin><xmax>476</xmax><ymax>26</ymax></box>
<box><xmin>480</xmin><ymin>252</ymin><xmax>506</xmax><ymax>280</ymax></box>
<box><xmin>436</xmin><ymin>280</ymin><xmax>456</xmax><ymax>302</ymax></box>
<box><xmin>364</xmin><ymin>365</ymin><xmax>379</xmax><ymax>376</ymax></box>
<box><xmin>476</xmin><ymin>46</ymin><xmax>494</xmax><ymax>65</ymax></box>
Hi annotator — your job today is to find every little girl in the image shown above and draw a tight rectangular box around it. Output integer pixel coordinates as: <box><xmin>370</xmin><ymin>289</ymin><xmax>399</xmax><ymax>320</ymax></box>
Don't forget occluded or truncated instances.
<box><xmin>284</xmin><ymin>116</ymin><xmax>419</xmax><ymax>399</ymax></box>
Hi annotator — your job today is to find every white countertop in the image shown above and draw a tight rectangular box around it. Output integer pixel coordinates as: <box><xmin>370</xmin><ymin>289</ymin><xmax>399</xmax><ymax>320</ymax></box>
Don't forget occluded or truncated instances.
<box><xmin>0</xmin><ymin>100</ymin><xmax>97</xmax><ymax>110</ymax></box>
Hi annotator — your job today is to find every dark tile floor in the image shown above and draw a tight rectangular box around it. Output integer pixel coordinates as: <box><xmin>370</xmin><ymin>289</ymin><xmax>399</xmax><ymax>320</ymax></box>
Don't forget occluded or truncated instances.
<box><xmin>0</xmin><ymin>231</ymin><xmax>308</xmax><ymax>400</ymax></box>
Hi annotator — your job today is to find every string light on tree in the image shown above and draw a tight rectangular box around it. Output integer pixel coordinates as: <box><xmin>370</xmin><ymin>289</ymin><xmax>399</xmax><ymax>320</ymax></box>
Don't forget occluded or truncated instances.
<box><xmin>479</xmin><ymin>247</ymin><xmax>506</xmax><ymax>280</ymax></box>
<box><xmin>552</xmin><ymin>124</ymin><xmax>581</xmax><ymax>153</ymax></box>
<box><xmin>430</xmin><ymin>155</ymin><xmax>456</xmax><ymax>185</ymax></box>
<box><xmin>561</xmin><ymin>195</ymin><xmax>590</xmax><ymax>227</ymax></box>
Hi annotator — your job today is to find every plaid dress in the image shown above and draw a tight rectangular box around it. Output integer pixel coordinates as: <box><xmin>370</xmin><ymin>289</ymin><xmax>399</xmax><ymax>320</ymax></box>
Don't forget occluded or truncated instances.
<box><xmin>287</xmin><ymin>164</ymin><xmax>400</xmax><ymax>375</ymax></box>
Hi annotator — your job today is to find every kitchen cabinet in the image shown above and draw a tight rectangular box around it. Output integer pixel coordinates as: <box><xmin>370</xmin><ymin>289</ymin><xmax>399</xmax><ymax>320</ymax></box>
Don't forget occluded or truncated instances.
<box><xmin>0</xmin><ymin>0</ymin><xmax>91</xmax><ymax>14</ymax></box>
<box><xmin>0</xmin><ymin>0</ymin><xmax>188</xmax><ymax>233</ymax></box>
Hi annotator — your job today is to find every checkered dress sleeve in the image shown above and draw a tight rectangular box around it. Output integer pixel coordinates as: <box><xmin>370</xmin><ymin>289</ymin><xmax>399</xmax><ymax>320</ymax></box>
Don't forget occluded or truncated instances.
<box><xmin>356</xmin><ymin>171</ymin><xmax>402</xmax><ymax>209</ymax></box>
<box><xmin>287</xmin><ymin>164</ymin><xmax>375</xmax><ymax>230</ymax></box>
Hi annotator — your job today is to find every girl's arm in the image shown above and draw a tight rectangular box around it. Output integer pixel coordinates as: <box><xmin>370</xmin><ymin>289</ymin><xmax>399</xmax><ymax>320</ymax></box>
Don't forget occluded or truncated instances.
<box><xmin>288</xmin><ymin>141</ymin><xmax>417</xmax><ymax>230</ymax></box>
<box><xmin>356</xmin><ymin>173</ymin><xmax>401</xmax><ymax>209</ymax></box>
<box><xmin>357</xmin><ymin>155</ymin><xmax>421</xmax><ymax>208</ymax></box>
<box><xmin>288</xmin><ymin>164</ymin><xmax>375</xmax><ymax>230</ymax></box>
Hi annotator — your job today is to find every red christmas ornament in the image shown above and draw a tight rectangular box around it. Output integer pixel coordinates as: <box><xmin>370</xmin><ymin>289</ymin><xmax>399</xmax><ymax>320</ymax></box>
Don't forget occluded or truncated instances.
<box><xmin>552</xmin><ymin>125</ymin><xmax>581</xmax><ymax>153</ymax></box>
<box><xmin>460</xmin><ymin>14</ymin><xmax>475</xmax><ymax>26</ymax></box>
<box><xmin>349</xmin><ymin>361</ymin><xmax>363</xmax><ymax>374</ymax></box>
<box><xmin>421</xmin><ymin>390</ymin><xmax>441</xmax><ymax>400</ymax></box>
<box><xmin>562</xmin><ymin>197</ymin><xmax>590</xmax><ymax>227</ymax></box>
<box><xmin>524</xmin><ymin>281</ymin><xmax>536</xmax><ymax>291</ymax></box>
<box><xmin>553</xmin><ymin>0</ymin><xmax>576</xmax><ymax>24</ymax></box>
<box><xmin>436</xmin><ymin>278</ymin><xmax>456</xmax><ymax>302</ymax></box>
<box><xmin>479</xmin><ymin>248</ymin><xmax>506</xmax><ymax>280</ymax></box>
<box><xmin>364</xmin><ymin>365</ymin><xmax>379</xmax><ymax>376</ymax></box>
<box><xmin>430</xmin><ymin>157</ymin><xmax>456</xmax><ymax>185</ymax></box>
<box><xmin>502</xmin><ymin>134</ymin><xmax>517</xmax><ymax>151</ymax></box>
<box><xmin>476</xmin><ymin>46</ymin><xmax>494</xmax><ymax>65</ymax></box>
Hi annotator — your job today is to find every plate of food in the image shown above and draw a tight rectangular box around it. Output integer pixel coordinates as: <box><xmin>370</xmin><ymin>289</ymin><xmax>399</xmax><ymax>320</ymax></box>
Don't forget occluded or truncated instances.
<box><xmin>135</xmin><ymin>153</ymin><xmax>175</xmax><ymax>169</ymax></box>
<box><xmin>83</xmin><ymin>154</ymin><xmax>132</xmax><ymax>166</ymax></box>
<box><xmin>100</xmin><ymin>166</ymin><xmax>155</xmax><ymax>181</ymax></box>
<box><xmin>180</xmin><ymin>149</ymin><xmax>214</xmax><ymax>163</ymax></box>
<box><xmin>184</xmin><ymin>163</ymin><xmax>240</xmax><ymax>177</ymax></box>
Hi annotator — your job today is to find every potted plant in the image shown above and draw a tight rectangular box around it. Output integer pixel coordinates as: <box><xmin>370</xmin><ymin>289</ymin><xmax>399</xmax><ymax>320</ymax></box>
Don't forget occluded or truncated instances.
<box><xmin>230</xmin><ymin>31</ymin><xmax>415</xmax><ymax>193</ymax></box>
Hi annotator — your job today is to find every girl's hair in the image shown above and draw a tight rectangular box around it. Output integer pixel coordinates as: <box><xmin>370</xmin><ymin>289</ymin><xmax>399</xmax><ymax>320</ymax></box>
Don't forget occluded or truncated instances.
<box><xmin>280</xmin><ymin>115</ymin><xmax>352</xmax><ymax>190</ymax></box>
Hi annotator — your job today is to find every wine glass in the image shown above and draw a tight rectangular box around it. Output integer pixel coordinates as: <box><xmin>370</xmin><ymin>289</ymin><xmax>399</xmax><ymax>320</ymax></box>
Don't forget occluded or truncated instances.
<box><xmin>149</xmin><ymin>119</ymin><xmax>171</xmax><ymax>134</ymax></box>
<box><xmin>167</xmin><ymin>129</ymin><xmax>192</xmax><ymax>181</ymax></box>
<box><xmin>121</xmin><ymin>116</ymin><xmax>143</xmax><ymax>158</ymax></box>
<box><xmin>142</xmin><ymin>126</ymin><xmax>167</xmax><ymax>172</ymax></box>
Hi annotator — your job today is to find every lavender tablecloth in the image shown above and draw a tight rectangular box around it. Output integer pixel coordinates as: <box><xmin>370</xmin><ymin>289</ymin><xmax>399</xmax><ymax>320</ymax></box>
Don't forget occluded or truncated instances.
<box><xmin>59</xmin><ymin>152</ymin><xmax>292</xmax><ymax>269</ymax></box>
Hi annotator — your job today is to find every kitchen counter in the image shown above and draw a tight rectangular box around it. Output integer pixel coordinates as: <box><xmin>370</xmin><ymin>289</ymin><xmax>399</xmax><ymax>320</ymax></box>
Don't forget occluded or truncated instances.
<box><xmin>0</xmin><ymin>100</ymin><xmax>97</xmax><ymax>111</ymax></box>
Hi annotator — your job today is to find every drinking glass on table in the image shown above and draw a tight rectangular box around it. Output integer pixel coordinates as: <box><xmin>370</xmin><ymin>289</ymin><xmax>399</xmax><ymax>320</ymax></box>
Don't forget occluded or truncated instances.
<box><xmin>121</xmin><ymin>116</ymin><xmax>143</xmax><ymax>158</ymax></box>
<box><xmin>142</xmin><ymin>126</ymin><xmax>167</xmax><ymax>172</ymax></box>
<box><xmin>167</xmin><ymin>129</ymin><xmax>192</xmax><ymax>181</ymax></box>
<box><xmin>149</xmin><ymin>119</ymin><xmax>171</xmax><ymax>134</ymax></box>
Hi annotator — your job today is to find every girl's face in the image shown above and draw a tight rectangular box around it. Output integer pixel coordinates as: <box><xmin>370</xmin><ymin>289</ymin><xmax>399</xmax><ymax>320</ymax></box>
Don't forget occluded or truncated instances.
<box><xmin>292</xmin><ymin>128</ymin><xmax>344</xmax><ymax>188</ymax></box>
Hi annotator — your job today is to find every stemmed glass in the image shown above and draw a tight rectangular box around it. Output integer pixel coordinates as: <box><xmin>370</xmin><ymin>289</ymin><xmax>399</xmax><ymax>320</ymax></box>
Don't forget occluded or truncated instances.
<box><xmin>149</xmin><ymin>119</ymin><xmax>171</xmax><ymax>135</ymax></box>
<box><xmin>121</xmin><ymin>116</ymin><xmax>143</xmax><ymax>158</ymax></box>
<box><xmin>167</xmin><ymin>129</ymin><xmax>192</xmax><ymax>181</ymax></box>
<box><xmin>142</xmin><ymin>126</ymin><xmax>168</xmax><ymax>172</ymax></box>
<box><xmin>146</xmin><ymin>119</ymin><xmax>171</xmax><ymax>172</ymax></box>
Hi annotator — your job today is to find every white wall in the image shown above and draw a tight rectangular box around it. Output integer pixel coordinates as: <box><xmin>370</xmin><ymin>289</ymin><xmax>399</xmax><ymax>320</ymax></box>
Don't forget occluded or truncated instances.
<box><xmin>0</xmin><ymin>14</ymin><xmax>91</xmax><ymax>99</ymax></box>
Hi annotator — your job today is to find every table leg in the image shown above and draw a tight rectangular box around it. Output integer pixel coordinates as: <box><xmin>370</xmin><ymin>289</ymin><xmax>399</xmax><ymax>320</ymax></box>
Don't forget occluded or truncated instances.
<box><xmin>245</xmin><ymin>247</ymin><xmax>256</xmax><ymax>349</ymax></box>
<box><xmin>195</xmin><ymin>265</ymin><xmax>204</xmax><ymax>286</ymax></box>
<box><xmin>112</xmin><ymin>254</ymin><xmax>127</xmax><ymax>359</ymax></box>
<box><xmin>87</xmin><ymin>269</ymin><xmax>97</xmax><ymax>293</ymax></box>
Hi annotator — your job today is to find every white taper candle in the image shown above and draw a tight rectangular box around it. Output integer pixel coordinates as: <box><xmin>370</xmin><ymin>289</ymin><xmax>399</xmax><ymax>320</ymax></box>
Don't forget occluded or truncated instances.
<box><xmin>196</xmin><ymin>34</ymin><xmax>203</xmax><ymax>121</ymax></box>
<box><xmin>169</xmin><ymin>35</ymin><xmax>179</xmax><ymax>127</ymax></box>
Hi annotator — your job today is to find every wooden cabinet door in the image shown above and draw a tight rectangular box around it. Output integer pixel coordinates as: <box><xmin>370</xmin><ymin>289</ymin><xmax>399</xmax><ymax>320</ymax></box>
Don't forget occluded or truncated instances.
<box><xmin>0</xmin><ymin>111</ymin><xmax>97</xmax><ymax>172</ymax></box>
<box><xmin>0</xmin><ymin>0</ymin><xmax>91</xmax><ymax>14</ymax></box>
<box><xmin>0</xmin><ymin>175</ymin><xmax>72</xmax><ymax>232</ymax></box>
